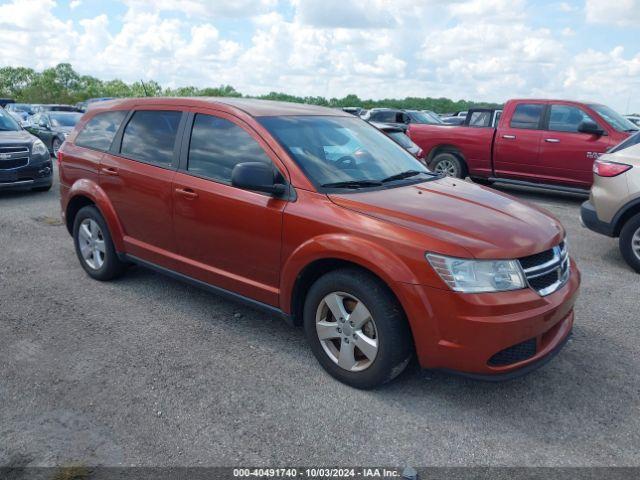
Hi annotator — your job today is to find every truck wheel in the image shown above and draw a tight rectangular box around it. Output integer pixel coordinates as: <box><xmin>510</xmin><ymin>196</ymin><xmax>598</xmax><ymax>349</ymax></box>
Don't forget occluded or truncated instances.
<box><xmin>303</xmin><ymin>268</ymin><xmax>413</xmax><ymax>389</ymax></box>
<box><xmin>619</xmin><ymin>213</ymin><xmax>640</xmax><ymax>273</ymax></box>
<box><xmin>431</xmin><ymin>153</ymin><xmax>464</xmax><ymax>178</ymax></box>
<box><xmin>73</xmin><ymin>205</ymin><xmax>128</xmax><ymax>281</ymax></box>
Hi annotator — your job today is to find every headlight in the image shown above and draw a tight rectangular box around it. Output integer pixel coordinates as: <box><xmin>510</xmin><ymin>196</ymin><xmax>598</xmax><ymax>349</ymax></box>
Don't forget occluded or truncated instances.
<box><xmin>32</xmin><ymin>139</ymin><xmax>48</xmax><ymax>156</ymax></box>
<box><xmin>426</xmin><ymin>253</ymin><xmax>526</xmax><ymax>293</ymax></box>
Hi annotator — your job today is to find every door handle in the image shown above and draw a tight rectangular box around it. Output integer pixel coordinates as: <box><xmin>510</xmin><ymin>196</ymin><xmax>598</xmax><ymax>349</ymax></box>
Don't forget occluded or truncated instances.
<box><xmin>100</xmin><ymin>167</ymin><xmax>119</xmax><ymax>176</ymax></box>
<box><xmin>502</xmin><ymin>134</ymin><xmax>516</xmax><ymax>140</ymax></box>
<box><xmin>175</xmin><ymin>187</ymin><xmax>198</xmax><ymax>200</ymax></box>
<box><xmin>544</xmin><ymin>138</ymin><xmax>560</xmax><ymax>143</ymax></box>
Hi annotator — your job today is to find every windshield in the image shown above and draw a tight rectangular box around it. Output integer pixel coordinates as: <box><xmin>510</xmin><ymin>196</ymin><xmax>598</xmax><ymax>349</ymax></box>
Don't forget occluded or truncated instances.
<box><xmin>407</xmin><ymin>110</ymin><xmax>442</xmax><ymax>125</ymax></box>
<box><xmin>387</xmin><ymin>131</ymin><xmax>416</xmax><ymax>149</ymax></box>
<box><xmin>589</xmin><ymin>104</ymin><xmax>639</xmax><ymax>132</ymax></box>
<box><xmin>9</xmin><ymin>104</ymin><xmax>33</xmax><ymax>114</ymax></box>
<box><xmin>50</xmin><ymin>112</ymin><xmax>82</xmax><ymax>127</ymax></box>
<box><xmin>0</xmin><ymin>108</ymin><xmax>21</xmax><ymax>131</ymax></box>
<box><xmin>260</xmin><ymin>116</ymin><xmax>433</xmax><ymax>188</ymax></box>
<box><xmin>609</xmin><ymin>131</ymin><xmax>640</xmax><ymax>154</ymax></box>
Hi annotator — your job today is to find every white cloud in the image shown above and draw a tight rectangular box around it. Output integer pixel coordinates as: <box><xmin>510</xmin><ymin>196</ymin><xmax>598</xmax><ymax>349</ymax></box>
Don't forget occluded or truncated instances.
<box><xmin>69</xmin><ymin>0</ymin><xmax>82</xmax><ymax>9</ymax></box>
<box><xmin>585</xmin><ymin>0</ymin><xmax>640</xmax><ymax>26</ymax></box>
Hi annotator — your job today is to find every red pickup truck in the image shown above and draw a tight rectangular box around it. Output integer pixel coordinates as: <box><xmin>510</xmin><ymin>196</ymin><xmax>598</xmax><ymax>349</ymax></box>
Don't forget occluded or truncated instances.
<box><xmin>408</xmin><ymin>99</ymin><xmax>638</xmax><ymax>192</ymax></box>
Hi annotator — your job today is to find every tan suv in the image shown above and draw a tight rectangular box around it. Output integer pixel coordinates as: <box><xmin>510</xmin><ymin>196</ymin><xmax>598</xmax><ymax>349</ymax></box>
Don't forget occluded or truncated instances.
<box><xmin>581</xmin><ymin>133</ymin><xmax>640</xmax><ymax>272</ymax></box>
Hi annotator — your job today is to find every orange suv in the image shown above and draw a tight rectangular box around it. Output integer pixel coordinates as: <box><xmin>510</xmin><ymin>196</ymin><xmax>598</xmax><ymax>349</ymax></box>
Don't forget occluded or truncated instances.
<box><xmin>59</xmin><ymin>98</ymin><xmax>580</xmax><ymax>388</ymax></box>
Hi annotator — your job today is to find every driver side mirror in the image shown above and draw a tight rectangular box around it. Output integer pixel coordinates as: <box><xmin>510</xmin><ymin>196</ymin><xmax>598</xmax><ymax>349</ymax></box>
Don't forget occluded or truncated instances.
<box><xmin>231</xmin><ymin>162</ymin><xmax>286</xmax><ymax>196</ymax></box>
<box><xmin>578</xmin><ymin>120</ymin><xmax>604</xmax><ymax>136</ymax></box>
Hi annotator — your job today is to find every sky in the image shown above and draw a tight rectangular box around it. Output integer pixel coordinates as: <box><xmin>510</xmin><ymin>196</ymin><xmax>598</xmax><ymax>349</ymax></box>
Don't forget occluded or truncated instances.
<box><xmin>1</xmin><ymin>0</ymin><xmax>639</xmax><ymax>113</ymax></box>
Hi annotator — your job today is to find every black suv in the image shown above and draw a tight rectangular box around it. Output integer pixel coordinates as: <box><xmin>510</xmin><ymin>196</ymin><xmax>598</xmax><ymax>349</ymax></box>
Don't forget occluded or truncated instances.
<box><xmin>0</xmin><ymin>108</ymin><xmax>53</xmax><ymax>192</ymax></box>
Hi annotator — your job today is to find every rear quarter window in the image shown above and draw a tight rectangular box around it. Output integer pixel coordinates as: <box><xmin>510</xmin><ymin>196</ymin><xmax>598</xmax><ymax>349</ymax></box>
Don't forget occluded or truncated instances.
<box><xmin>510</xmin><ymin>104</ymin><xmax>544</xmax><ymax>130</ymax></box>
<box><xmin>75</xmin><ymin>111</ymin><xmax>128</xmax><ymax>151</ymax></box>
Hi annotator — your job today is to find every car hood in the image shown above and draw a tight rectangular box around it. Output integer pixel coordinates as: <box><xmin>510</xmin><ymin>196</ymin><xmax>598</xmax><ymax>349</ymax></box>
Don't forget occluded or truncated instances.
<box><xmin>328</xmin><ymin>177</ymin><xmax>565</xmax><ymax>259</ymax></box>
<box><xmin>0</xmin><ymin>129</ymin><xmax>34</xmax><ymax>144</ymax></box>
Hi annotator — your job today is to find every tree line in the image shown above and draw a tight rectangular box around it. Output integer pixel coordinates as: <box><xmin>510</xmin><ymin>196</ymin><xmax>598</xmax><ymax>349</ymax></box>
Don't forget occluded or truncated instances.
<box><xmin>0</xmin><ymin>63</ymin><xmax>501</xmax><ymax>113</ymax></box>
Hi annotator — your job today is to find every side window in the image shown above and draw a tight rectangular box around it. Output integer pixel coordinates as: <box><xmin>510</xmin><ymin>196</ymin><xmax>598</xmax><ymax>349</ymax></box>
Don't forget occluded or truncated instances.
<box><xmin>75</xmin><ymin>111</ymin><xmax>127</xmax><ymax>151</ymax></box>
<box><xmin>469</xmin><ymin>111</ymin><xmax>491</xmax><ymax>127</ymax></box>
<box><xmin>187</xmin><ymin>114</ymin><xmax>273</xmax><ymax>184</ymax></box>
<box><xmin>548</xmin><ymin>105</ymin><xmax>595</xmax><ymax>133</ymax></box>
<box><xmin>120</xmin><ymin>110</ymin><xmax>182</xmax><ymax>166</ymax></box>
<box><xmin>374</xmin><ymin>111</ymin><xmax>395</xmax><ymax>123</ymax></box>
<box><xmin>510</xmin><ymin>104</ymin><xmax>544</xmax><ymax>130</ymax></box>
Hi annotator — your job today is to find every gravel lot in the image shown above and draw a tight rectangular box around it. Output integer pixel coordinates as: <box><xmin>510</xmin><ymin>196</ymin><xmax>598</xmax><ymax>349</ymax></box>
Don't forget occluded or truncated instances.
<box><xmin>1</xmin><ymin>165</ymin><xmax>639</xmax><ymax>468</ymax></box>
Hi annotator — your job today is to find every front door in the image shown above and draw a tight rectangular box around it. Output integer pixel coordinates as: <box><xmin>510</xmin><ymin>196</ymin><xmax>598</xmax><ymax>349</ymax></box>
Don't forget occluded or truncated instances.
<box><xmin>537</xmin><ymin>103</ymin><xmax>613</xmax><ymax>188</ymax></box>
<box><xmin>172</xmin><ymin>111</ymin><xmax>288</xmax><ymax>306</ymax></box>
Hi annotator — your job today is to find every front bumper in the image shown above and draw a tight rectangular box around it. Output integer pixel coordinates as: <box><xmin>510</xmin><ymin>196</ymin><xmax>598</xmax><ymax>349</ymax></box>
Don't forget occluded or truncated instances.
<box><xmin>397</xmin><ymin>261</ymin><xmax>580</xmax><ymax>379</ymax></box>
<box><xmin>580</xmin><ymin>200</ymin><xmax>615</xmax><ymax>237</ymax></box>
<box><xmin>0</xmin><ymin>157</ymin><xmax>52</xmax><ymax>190</ymax></box>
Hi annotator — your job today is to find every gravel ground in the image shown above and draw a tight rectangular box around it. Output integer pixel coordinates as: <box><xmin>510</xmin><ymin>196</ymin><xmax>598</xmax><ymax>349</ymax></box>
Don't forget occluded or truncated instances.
<box><xmin>1</xmin><ymin>165</ymin><xmax>639</xmax><ymax>468</ymax></box>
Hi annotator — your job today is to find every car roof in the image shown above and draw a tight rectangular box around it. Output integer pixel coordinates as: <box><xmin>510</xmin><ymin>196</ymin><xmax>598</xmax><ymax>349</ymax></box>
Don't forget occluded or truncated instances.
<box><xmin>88</xmin><ymin>97</ymin><xmax>352</xmax><ymax>118</ymax></box>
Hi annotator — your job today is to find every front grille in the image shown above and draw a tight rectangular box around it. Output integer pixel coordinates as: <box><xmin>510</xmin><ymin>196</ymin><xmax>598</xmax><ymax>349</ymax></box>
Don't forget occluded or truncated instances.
<box><xmin>0</xmin><ymin>146</ymin><xmax>30</xmax><ymax>170</ymax></box>
<box><xmin>518</xmin><ymin>241</ymin><xmax>569</xmax><ymax>296</ymax></box>
<box><xmin>488</xmin><ymin>338</ymin><xmax>537</xmax><ymax>366</ymax></box>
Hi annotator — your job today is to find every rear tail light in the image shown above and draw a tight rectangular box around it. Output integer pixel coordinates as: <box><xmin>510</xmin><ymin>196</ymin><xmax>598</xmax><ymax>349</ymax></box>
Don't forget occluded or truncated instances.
<box><xmin>593</xmin><ymin>158</ymin><xmax>632</xmax><ymax>177</ymax></box>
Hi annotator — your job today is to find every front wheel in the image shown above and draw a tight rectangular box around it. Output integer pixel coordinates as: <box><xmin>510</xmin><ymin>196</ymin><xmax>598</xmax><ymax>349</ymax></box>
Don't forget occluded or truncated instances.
<box><xmin>52</xmin><ymin>137</ymin><xmax>63</xmax><ymax>157</ymax></box>
<box><xmin>303</xmin><ymin>268</ymin><xmax>413</xmax><ymax>389</ymax></box>
<box><xmin>619</xmin><ymin>213</ymin><xmax>640</xmax><ymax>273</ymax></box>
<box><xmin>430</xmin><ymin>152</ymin><xmax>465</xmax><ymax>178</ymax></box>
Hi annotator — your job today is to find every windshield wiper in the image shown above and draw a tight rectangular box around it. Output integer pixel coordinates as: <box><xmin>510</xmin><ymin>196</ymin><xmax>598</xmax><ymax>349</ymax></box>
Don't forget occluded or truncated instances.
<box><xmin>380</xmin><ymin>170</ymin><xmax>431</xmax><ymax>183</ymax></box>
<box><xmin>321</xmin><ymin>180</ymin><xmax>383</xmax><ymax>189</ymax></box>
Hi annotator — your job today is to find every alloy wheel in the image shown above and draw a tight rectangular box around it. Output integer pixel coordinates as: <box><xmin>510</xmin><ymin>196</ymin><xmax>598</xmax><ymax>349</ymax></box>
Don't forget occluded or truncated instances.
<box><xmin>434</xmin><ymin>159</ymin><xmax>459</xmax><ymax>177</ymax></box>
<box><xmin>315</xmin><ymin>292</ymin><xmax>379</xmax><ymax>372</ymax></box>
<box><xmin>633</xmin><ymin>227</ymin><xmax>640</xmax><ymax>261</ymax></box>
<box><xmin>78</xmin><ymin>218</ymin><xmax>106</xmax><ymax>270</ymax></box>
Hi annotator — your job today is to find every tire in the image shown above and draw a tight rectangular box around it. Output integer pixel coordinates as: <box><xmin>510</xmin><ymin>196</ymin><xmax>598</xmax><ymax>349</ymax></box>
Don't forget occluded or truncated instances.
<box><xmin>470</xmin><ymin>177</ymin><xmax>494</xmax><ymax>186</ymax></box>
<box><xmin>619</xmin><ymin>213</ymin><xmax>640</xmax><ymax>273</ymax></box>
<box><xmin>73</xmin><ymin>205</ymin><xmax>127</xmax><ymax>281</ymax></box>
<box><xmin>52</xmin><ymin>137</ymin><xmax>62</xmax><ymax>157</ymax></box>
<box><xmin>32</xmin><ymin>182</ymin><xmax>52</xmax><ymax>192</ymax></box>
<box><xmin>303</xmin><ymin>268</ymin><xmax>413</xmax><ymax>389</ymax></box>
<box><xmin>430</xmin><ymin>152</ymin><xmax>465</xmax><ymax>178</ymax></box>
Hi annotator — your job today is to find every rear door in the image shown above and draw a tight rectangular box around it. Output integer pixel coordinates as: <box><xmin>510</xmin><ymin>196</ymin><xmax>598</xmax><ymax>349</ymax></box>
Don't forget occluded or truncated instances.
<box><xmin>171</xmin><ymin>110</ymin><xmax>288</xmax><ymax>306</ymax></box>
<box><xmin>493</xmin><ymin>101</ymin><xmax>546</xmax><ymax>180</ymax></box>
<box><xmin>537</xmin><ymin>103</ymin><xmax>613</xmax><ymax>188</ymax></box>
<box><xmin>100</xmin><ymin>107</ymin><xmax>186</xmax><ymax>268</ymax></box>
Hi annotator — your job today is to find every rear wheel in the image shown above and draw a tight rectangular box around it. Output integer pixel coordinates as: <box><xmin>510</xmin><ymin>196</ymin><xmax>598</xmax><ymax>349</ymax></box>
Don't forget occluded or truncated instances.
<box><xmin>73</xmin><ymin>205</ymin><xmax>127</xmax><ymax>281</ymax></box>
<box><xmin>303</xmin><ymin>268</ymin><xmax>413</xmax><ymax>389</ymax></box>
<box><xmin>430</xmin><ymin>152</ymin><xmax>464</xmax><ymax>178</ymax></box>
<box><xmin>619</xmin><ymin>213</ymin><xmax>640</xmax><ymax>273</ymax></box>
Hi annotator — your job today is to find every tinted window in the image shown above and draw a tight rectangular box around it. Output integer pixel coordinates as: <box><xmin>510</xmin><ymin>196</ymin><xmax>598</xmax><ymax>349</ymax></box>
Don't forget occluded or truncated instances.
<box><xmin>188</xmin><ymin>114</ymin><xmax>272</xmax><ymax>183</ymax></box>
<box><xmin>510</xmin><ymin>104</ymin><xmax>544</xmax><ymax>129</ymax></box>
<box><xmin>0</xmin><ymin>108</ymin><xmax>20</xmax><ymax>131</ymax></box>
<box><xmin>588</xmin><ymin>104</ymin><xmax>638</xmax><ymax>132</ymax></box>
<box><xmin>50</xmin><ymin>112</ymin><xmax>82</xmax><ymax>127</ymax></box>
<box><xmin>121</xmin><ymin>110</ymin><xmax>181</xmax><ymax>166</ymax></box>
<box><xmin>373</xmin><ymin>111</ymin><xmax>396</xmax><ymax>123</ymax></box>
<box><xmin>76</xmin><ymin>111</ymin><xmax>127</xmax><ymax>151</ymax></box>
<box><xmin>548</xmin><ymin>105</ymin><xmax>595</xmax><ymax>132</ymax></box>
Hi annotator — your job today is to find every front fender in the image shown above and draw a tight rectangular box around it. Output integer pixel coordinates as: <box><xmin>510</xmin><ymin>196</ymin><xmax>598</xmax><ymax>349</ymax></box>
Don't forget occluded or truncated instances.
<box><xmin>67</xmin><ymin>179</ymin><xmax>126</xmax><ymax>252</ymax></box>
<box><xmin>280</xmin><ymin>233</ymin><xmax>420</xmax><ymax>313</ymax></box>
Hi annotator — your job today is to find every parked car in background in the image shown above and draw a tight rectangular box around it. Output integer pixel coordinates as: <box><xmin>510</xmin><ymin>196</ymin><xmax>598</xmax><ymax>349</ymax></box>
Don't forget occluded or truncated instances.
<box><xmin>59</xmin><ymin>97</ymin><xmax>579</xmax><ymax>388</ymax></box>
<box><xmin>26</xmin><ymin>111</ymin><xmax>82</xmax><ymax>156</ymax></box>
<box><xmin>342</xmin><ymin>107</ymin><xmax>363</xmax><ymax>116</ymax></box>
<box><xmin>409</xmin><ymin>99</ymin><xmax>638</xmax><ymax>192</ymax></box>
<box><xmin>421</xmin><ymin>110</ymin><xmax>445</xmax><ymax>124</ymax></box>
<box><xmin>32</xmin><ymin>104</ymin><xmax>81</xmax><ymax>114</ymax></box>
<box><xmin>0</xmin><ymin>107</ymin><xmax>53</xmax><ymax>191</ymax></box>
<box><xmin>371</xmin><ymin>121</ymin><xmax>425</xmax><ymax>160</ymax></box>
<box><xmin>581</xmin><ymin>133</ymin><xmax>640</xmax><ymax>272</ymax></box>
<box><xmin>440</xmin><ymin>111</ymin><xmax>468</xmax><ymax>124</ymax></box>
<box><xmin>362</xmin><ymin>108</ymin><xmax>445</xmax><ymax>130</ymax></box>
<box><xmin>0</xmin><ymin>98</ymin><xmax>15</xmax><ymax>108</ymax></box>
<box><xmin>625</xmin><ymin>115</ymin><xmax>640</xmax><ymax>127</ymax></box>
<box><xmin>4</xmin><ymin>103</ymin><xmax>35</xmax><ymax>124</ymax></box>
<box><xmin>76</xmin><ymin>97</ymin><xmax>116</xmax><ymax>112</ymax></box>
